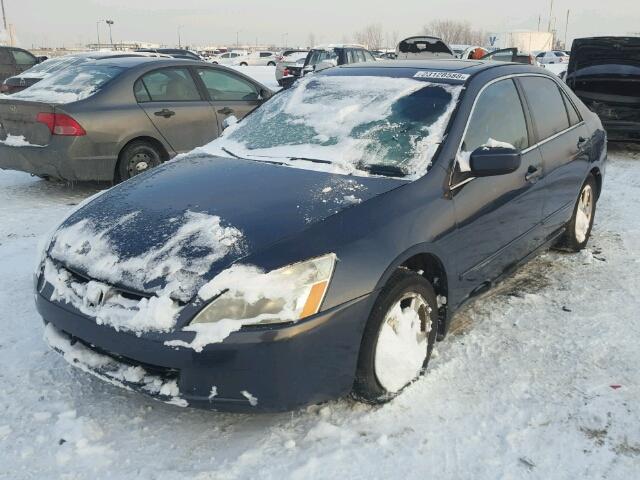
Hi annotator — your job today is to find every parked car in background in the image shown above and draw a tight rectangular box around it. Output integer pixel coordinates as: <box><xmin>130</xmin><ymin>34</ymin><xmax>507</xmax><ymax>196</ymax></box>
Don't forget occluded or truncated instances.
<box><xmin>234</xmin><ymin>51</ymin><xmax>277</xmax><ymax>66</ymax></box>
<box><xmin>566</xmin><ymin>36</ymin><xmax>640</xmax><ymax>141</ymax></box>
<box><xmin>481</xmin><ymin>48</ymin><xmax>536</xmax><ymax>65</ymax></box>
<box><xmin>395</xmin><ymin>36</ymin><xmax>454</xmax><ymax>59</ymax></box>
<box><xmin>135</xmin><ymin>48</ymin><xmax>203</xmax><ymax>60</ymax></box>
<box><xmin>209</xmin><ymin>51</ymin><xmax>246</xmax><ymax>65</ymax></box>
<box><xmin>0</xmin><ymin>46</ymin><xmax>40</xmax><ymax>84</ymax></box>
<box><xmin>0</xmin><ymin>57</ymin><xmax>273</xmax><ymax>182</ymax></box>
<box><xmin>1</xmin><ymin>51</ymin><xmax>171</xmax><ymax>95</ymax></box>
<box><xmin>536</xmin><ymin>50</ymin><xmax>570</xmax><ymax>64</ymax></box>
<box><xmin>280</xmin><ymin>44</ymin><xmax>376</xmax><ymax>88</ymax></box>
<box><xmin>275</xmin><ymin>50</ymin><xmax>309</xmax><ymax>86</ymax></box>
<box><xmin>37</xmin><ymin>60</ymin><xmax>605</xmax><ymax>412</ymax></box>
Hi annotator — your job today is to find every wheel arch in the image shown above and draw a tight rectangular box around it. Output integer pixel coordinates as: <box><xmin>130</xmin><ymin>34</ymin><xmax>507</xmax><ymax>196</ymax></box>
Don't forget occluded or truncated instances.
<box><xmin>374</xmin><ymin>245</ymin><xmax>451</xmax><ymax>338</ymax></box>
<box><xmin>589</xmin><ymin>166</ymin><xmax>603</xmax><ymax>200</ymax></box>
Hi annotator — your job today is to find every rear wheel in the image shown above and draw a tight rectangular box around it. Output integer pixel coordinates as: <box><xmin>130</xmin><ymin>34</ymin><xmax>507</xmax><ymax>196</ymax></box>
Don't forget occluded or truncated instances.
<box><xmin>267</xmin><ymin>61</ymin><xmax>276</xmax><ymax>66</ymax></box>
<box><xmin>353</xmin><ymin>269</ymin><xmax>439</xmax><ymax>403</ymax></box>
<box><xmin>239</xmin><ymin>62</ymin><xmax>248</xmax><ymax>66</ymax></box>
<box><xmin>116</xmin><ymin>140</ymin><xmax>163</xmax><ymax>183</ymax></box>
<box><xmin>556</xmin><ymin>175</ymin><xmax>597</xmax><ymax>251</ymax></box>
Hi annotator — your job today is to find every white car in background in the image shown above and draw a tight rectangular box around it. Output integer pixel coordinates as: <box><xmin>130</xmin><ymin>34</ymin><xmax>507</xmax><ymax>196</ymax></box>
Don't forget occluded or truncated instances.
<box><xmin>535</xmin><ymin>50</ymin><xmax>570</xmax><ymax>64</ymax></box>
<box><xmin>209</xmin><ymin>51</ymin><xmax>247</xmax><ymax>65</ymax></box>
<box><xmin>234</xmin><ymin>51</ymin><xmax>278</xmax><ymax>66</ymax></box>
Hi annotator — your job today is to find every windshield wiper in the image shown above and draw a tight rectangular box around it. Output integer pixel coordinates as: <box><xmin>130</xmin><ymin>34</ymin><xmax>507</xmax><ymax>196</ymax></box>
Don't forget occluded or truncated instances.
<box><xmin>221</xmin><ymin>147</ymin><xmax>284</xmax><ymax>166</ymax></box>
<box><xmin>358</xmin><ymin>163</ymin><xmax>409</xmax><ymax>178</ymax></box>
<box><xmin>287</xmin><ymin>157</ymin><xmax>333</xmax><ymax>164</ymax></box>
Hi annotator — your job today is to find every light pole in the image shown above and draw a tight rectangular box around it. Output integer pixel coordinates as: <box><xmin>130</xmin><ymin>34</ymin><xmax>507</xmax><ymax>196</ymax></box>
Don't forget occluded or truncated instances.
<box><xmin>106</xmin><ymin>20</ymin><xmax>114</xmax><ymax>48</ymax></box>
<box><xmin>1</xmin><ymin>0</ymin><xmax>7</xmax><ymax>30</ymax></box>
<box><xmin>96</xmin><ymin>20</ymin><xmax>103</xmax><ymax>49</ymax></box>
<box><xmin>178</xmin><ymin>25</ymin><xmax>184</xmax><ymax>48</ymax></box>
<box><xmin>236</xmin><ymin>31</ymin><xmax>240</xmax><ymax>48</ymax></box>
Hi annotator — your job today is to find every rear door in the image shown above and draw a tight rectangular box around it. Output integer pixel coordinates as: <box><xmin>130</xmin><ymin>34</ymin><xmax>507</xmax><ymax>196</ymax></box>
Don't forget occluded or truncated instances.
<box><xmin>518</xmin><ymin>75</ymin><xmax>590</xmax><ymax>235</ymax></box>
<box><xmin>135</xmin><ymin>66</ymin><xmax>219</xmax><ymax>153</ymax></box>
<box><xmin>194</xmin><ymin>66</ymin><xmax>262</xmax><ymax>130</ymax></box>
<box><xmin>450</xmin><ymin>78</ymin><xmax>546</xmax><ymax>294</ymax></box>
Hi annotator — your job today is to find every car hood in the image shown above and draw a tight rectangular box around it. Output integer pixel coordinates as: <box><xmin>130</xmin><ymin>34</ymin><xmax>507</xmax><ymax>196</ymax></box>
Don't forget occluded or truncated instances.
<box><xmin>47</xmin><ymin>155</ymin><xmax>407</xmax><ymax>301</ymax></box>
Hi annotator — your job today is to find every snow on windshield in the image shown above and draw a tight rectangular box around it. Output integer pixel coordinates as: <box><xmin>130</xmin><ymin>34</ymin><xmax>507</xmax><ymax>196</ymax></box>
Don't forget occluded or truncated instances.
<box><xmin>201</xmin><ymin>75</ymin><xmax>463</xmax><ymax>179</ymax></box>
<box><xmin>11</xmin><ymin>64</ymin><xmax>123</xmax><ymax>104</ymax></box>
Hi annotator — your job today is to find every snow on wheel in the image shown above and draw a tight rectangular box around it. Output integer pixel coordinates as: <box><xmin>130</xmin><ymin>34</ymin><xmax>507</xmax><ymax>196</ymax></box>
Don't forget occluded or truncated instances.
<box><xmin>374</xmin><ymin>292</ymin><xmax>431</xmax><ymax>393</ymax></box>
<box><xmin>556</xmin><ymin>174</ymin><xmax>598</xmax><ymax>251</ymax></box>
<box><xmin>354</xmin><ymin>269</ymin><xmax>439</xmax><ymax>403</ymax></box>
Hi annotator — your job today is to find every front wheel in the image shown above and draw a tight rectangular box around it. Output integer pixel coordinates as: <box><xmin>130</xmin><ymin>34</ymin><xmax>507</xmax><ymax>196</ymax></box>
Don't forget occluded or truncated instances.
<box><xmin>267</xmin><ymin>61</ymin><xmax>276</xmax><ymax>66</ymax></box>
<box><xmin>239</xmin><ymin>62</ymin><xmax>248</xmax><ymax>66</ymax></box>
<box><xmin>556</xmin><ymin>175</ymin><xmax>597</xmax><ymax>251</ymax></box>
<box><xmin>353</xmin><ymin>269</ymin><xmax>439</xmax><ymax>403</ymax></box>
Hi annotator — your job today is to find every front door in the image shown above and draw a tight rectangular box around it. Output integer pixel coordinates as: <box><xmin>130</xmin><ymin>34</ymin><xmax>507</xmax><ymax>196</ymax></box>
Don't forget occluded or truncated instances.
<box><xmin>135</xmin><ymin>67</ymin><xmax>220</xmax><ymax>153</ymax></box>
<box><xmin>449</xmin><ymin>78</ymin><xmax>546</xmax><ymax>298</ymax></box>
<box><xmin>195</xmin><ymin>67</ymin><xmax>263</xmax><ymax>132</ymax></box>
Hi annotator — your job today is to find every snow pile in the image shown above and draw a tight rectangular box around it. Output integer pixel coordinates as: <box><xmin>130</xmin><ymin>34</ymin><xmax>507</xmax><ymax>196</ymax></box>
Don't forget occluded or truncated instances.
<box><xmin>48</xmin><ymin>210</ymin><xmax>244</xmax><ymax>303</ymax></box>
<box><xmin>201</xmin><ymin>75</ymin><xmax>462</xmax><ymax>179</ymax></box>
<box><xmin>0</xmin><ymin>134</ymin><xmax>44</xmax><ymax>147</ymax></box>
<box><xmin>44</xmin><ymin>323</ymin><xmax>187</xmax><ymax>407</ymax></box>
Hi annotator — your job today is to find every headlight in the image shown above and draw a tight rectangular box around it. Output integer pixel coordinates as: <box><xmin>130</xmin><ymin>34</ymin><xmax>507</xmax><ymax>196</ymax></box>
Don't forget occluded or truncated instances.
<box><xmin>191</xmin><ymin>253</ymin><xmax>337</xmax><ymax>326</ymax></box>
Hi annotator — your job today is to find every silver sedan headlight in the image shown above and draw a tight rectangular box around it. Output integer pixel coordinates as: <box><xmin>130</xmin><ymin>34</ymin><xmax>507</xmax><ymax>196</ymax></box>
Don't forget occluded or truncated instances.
<box><xmin>191</xmin><ymin>253</ymin><xmax>337</xmax><ymax>326</ymax></box>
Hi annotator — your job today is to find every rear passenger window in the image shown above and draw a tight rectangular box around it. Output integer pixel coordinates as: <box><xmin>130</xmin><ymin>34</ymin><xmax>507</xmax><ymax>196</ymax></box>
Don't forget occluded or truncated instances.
<box><xmin>560</xmin><ymin>90</ymin><xmax>581</xmax><ymax>126</ymax></box>
<box><xmin>137</xmin><ymin>68</ymin><xmax>201</xmax><ymax>102</ymax></box>
<box><xmin>520</xmin><ymin>76</ymin><xmax>570</xmax><ymax>140</ymax></box>
<box><xmin>133</xmin><ymin>79</ymin><xmax>151</xmax><ymax>102</ymax></box>
<box><xmin>460</xmin><ymin>79</ymin><xmax>529</xmax><ymax>168</ymax></box>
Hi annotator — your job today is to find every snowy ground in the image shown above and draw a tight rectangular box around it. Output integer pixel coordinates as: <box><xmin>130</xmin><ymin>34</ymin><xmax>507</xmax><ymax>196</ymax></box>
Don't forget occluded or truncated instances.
<box><xmin>1</xmin><ymin>146</ymin><xmax>639</xmax><ymax>479</ymax></box>
<box><xmin>229</xmin><ymin>65</ymin><xmax>280</xmax><ymax>91</ymax></box>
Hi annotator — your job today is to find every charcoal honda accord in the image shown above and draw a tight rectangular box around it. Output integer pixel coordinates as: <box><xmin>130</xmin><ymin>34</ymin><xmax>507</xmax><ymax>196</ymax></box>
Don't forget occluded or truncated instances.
<box><xmin>36</xmin><ymin>60</ymin><xmax>606</xmax><ymax>412</ymax></box>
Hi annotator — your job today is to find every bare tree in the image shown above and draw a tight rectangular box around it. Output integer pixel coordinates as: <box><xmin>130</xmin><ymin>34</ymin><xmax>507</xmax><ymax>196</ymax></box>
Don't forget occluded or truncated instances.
<box><xmin>423</xmin><ymin>20</ymin><xmax>485</xmax><ymax>45</ymax></box>
<box><xmin>353</xmin><ymin>23</ymin><xmax>384</xmax><ymax>49</ymax></box>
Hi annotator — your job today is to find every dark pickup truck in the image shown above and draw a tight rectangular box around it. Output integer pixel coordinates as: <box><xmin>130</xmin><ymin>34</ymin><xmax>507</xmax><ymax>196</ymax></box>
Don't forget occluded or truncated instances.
<box><xmin>566</xmin><ymin>36</ymin><xmax>640</xmax><ymax>141</ymax></box>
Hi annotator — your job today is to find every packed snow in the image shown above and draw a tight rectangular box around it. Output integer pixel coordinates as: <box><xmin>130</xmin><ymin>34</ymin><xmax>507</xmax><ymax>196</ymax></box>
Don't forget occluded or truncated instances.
<box><xmin>0</xmin><ymin>134</ymin><xmax>44</xmax><ymax>147</ymax></box>
<box><xmin>0</xmin><ymin>146</ymin><xmax>639</xmax><ymax>478</ymax></box>
<box><xmin>201</xmin><ymin>75</ymin><xmax>463</xmax><ymax>179</ymax></box>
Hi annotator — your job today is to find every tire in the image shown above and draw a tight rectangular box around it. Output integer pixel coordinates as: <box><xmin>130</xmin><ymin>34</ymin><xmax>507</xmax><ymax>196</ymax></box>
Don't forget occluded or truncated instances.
<box><xmin>353</xmin><ymin>269</ymin><xmax>439</xmax><ymax>404</ymax></box>
<box><xmin>115</xmin><ymin>140</ymin><xmax>163</xmax><ymax>183</ymax></box>
<box><xmin>239</xmin><ymin>62</ymin><xmax>248</xmax><ymax>66</ymax></box>
<box><xmin>211</xmin><ymin>61</ymin><xmax>218</xmax><ymax>64</ymax></box>
<box><xmin>267</xmin><ymin>61</ymin><xmax>276</xmax><ymax>66</ymax></box>
<box><xmin>556</xmin><ymin>174</ymin><xmax>598</xmax><ymax>252</ymax></box>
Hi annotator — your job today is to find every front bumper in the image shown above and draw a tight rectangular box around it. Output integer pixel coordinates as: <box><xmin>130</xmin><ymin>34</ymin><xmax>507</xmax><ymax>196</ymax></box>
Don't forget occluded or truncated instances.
<box><xmin>37</xmin><ymin>291</ymin><xmax>374</xmax><ymax>412</ymax></box>
<box><xmin>0</xmin><ymin>138</ymin><xmax>117</xmax><ymax>181</ymax></box>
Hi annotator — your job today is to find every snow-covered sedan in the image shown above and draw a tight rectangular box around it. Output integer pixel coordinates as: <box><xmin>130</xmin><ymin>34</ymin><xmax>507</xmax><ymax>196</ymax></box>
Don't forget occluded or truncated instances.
<box><xmin>36</xmin><ymin>60</ymin><xmax>606</xmax><ymax>412</ymax></box>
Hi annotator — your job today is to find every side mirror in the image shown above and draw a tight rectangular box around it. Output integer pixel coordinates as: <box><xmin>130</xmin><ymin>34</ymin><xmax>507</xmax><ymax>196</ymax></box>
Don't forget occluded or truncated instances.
<box><xmin>469</xmin><ymin>146</ymin><xmax>521</xmax><ymax>177</ymax></box>
<box><xmin>222</xmin><ymin>115</ymin><xmax>238</xmax><ymax>130</ymax></box>
<box><xmin>260</xmin><ymin>88</ymin><xmax>273</xmax><ymax>100</ymax></box>
<box><xmin>302</xmin><ymin>65</ymin><xmax>315</xmax><ymax>75</ymax></box>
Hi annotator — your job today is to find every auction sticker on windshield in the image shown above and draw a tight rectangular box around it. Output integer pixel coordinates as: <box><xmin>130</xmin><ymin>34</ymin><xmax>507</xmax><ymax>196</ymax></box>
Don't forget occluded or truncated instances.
<box><xmin>413</xmin><ymin>71</ymin><xmax>470</xmax><ymax>81</ymax></box>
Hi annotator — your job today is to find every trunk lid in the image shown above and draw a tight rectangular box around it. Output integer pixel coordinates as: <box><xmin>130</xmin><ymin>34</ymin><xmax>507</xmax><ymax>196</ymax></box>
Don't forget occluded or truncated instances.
<box><xmin>567</xmin><ymin>37</ymin><xmax>640</xmax><ymax>124</ymax></box>
<box><xmin>0</xmin><ymin>100</ymin><xmax>54</xmax><ymax>146</ymax></box>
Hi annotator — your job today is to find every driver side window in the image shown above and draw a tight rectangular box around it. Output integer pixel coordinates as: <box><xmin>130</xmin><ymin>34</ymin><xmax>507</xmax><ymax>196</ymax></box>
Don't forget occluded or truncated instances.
<box><xmin>458</xmin><ymin>79</ymin><xmax>529</xmax><ymax>171</ymax></box>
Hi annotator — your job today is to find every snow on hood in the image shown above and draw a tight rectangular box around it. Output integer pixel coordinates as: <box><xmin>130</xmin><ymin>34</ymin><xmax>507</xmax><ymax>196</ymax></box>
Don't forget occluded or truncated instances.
<box><xmin>48</xmin><ymin>210</ymin><xmax>244</xmax><ymax>303</ymax></box>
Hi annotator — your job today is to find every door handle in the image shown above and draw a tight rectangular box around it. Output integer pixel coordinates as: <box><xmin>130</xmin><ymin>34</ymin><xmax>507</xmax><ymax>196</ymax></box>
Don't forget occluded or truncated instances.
<box><xmin>154</xmin><ymin>109</ymin><xmax>175</xmax><ymax>118</ymax></box>
<box><xmin>217</xmin><ymin>107</ymin><xmax>234</xmax><ymax>115</ymax></box>
<box><xmin>525</xmin><ymin>166</ymin><xmax>542</xmax><ymax>183</ymax></box>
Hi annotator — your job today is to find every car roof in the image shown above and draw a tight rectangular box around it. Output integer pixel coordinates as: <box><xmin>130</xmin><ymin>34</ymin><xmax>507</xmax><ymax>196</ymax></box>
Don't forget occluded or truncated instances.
<box><xmin>312</xmin><ymin>44</ymin><xmax>367</xmax><ymax>50</ymax></box>
<box><xmin>76</xmin><ymin>56</ymin><xmax>203</xmax><ymax>69</ymax></box>
<box><xmin>332</xmin><ymin>59</ymin><xmax>548</xmax><ymax>79</ymax></box>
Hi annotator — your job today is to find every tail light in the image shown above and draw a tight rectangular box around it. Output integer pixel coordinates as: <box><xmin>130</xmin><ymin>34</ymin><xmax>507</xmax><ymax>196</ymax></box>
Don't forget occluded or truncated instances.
<box><xmin>283</xmin><ymin>67</ymin><xmax>290</xmax><ymax>77</ymax></box>
<box><xmin>0</xmin><ymin>84</ymin><xmax>8</xmax><ymax>93</ymax></box>
<box><xmin>36</xmin><ymin>113</ymin><xmax>86</xmax><ymax>136</ymax></box>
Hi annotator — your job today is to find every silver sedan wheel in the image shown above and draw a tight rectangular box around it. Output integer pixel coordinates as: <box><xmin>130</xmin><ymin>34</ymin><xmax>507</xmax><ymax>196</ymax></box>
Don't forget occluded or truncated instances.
<box><xmin>374</xmin><ymin>293</ymin><xmax>432</xmax><ymax>393</ymax></box>
<box><xmin>575</xmin><ymin>184</ymin><xmax>594</xmax><ymax>243</ymax></box>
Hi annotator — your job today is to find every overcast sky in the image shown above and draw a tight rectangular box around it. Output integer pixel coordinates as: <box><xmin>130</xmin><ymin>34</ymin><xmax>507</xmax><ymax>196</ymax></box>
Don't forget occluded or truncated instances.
<box><xmin>8</xmin><ymin>0</ymin><xmax>640</xmax><ymax>49</ymax></box>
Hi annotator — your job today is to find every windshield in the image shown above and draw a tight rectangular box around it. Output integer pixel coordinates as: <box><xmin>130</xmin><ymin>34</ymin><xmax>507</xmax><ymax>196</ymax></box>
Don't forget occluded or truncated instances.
<box><xmin>21</xmin><ymin>56</ymin><xmax>87</xmax><ymax>78</ymax></box>
<box><xmin>202</xmin><ymin>74</ymin><xmax>463</xmax><ymax>178</ymax></box>
<box><xmin>11</xmin><ymin>64</ymin><xmax>124</xmax><ymax>104</ymax></box>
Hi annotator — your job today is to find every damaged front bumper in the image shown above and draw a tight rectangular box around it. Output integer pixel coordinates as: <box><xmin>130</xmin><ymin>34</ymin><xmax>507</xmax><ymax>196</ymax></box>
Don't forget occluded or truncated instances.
<box><xmin>37</xmin><ymin>290</ymin><xmax>374</xmax><ymax>413</ymax></box>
